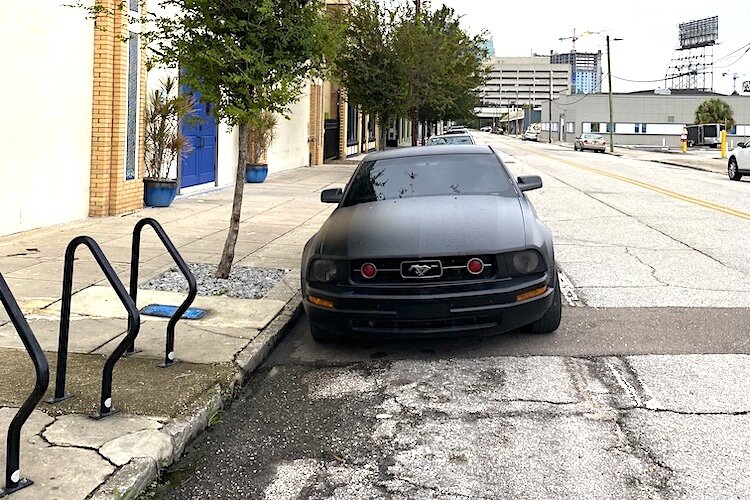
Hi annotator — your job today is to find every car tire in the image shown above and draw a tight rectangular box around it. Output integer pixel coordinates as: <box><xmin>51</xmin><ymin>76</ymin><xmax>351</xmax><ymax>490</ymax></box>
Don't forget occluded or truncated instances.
<box><xmin>310</xmin><ymin>323</ymin><xmax>337</xmax><ymax>343</ymax></box>
<box><xmin>574</xmin><ymin>144</ymin><xmax>578</xmax><ymax>151</ymax></box>
<box><xmin>728</xmin><ymin>158</ymin><xmax>743</xmax><ymax>181</ymax></box>
<box><xmin>525</xmin><ymin>271</ymin><xmax>562</xmax><ymax>334</ymax></box>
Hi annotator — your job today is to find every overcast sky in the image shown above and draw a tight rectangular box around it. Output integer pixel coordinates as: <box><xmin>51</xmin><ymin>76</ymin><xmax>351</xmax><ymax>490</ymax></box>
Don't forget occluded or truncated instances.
<box><xmin>434</xmin><ymin>0</ymin><xmax>750</xmax><ymax>95</ymax></box>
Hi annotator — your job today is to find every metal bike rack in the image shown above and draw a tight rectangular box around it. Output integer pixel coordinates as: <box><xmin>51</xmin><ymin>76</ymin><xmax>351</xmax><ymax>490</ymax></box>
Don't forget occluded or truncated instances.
<box><xmin>0</xmin><ymin>273</ymin><xmax>49</xmax><ymax>497</ymax></box>
<box><xmin>126</xmin><ymin>218</ymin><xmax>197</xmax><ymax>367</ymax></box>
<box><xmin>46</xmin><ymin>236</ymin><xmax>140</xmax><ymax>419</ymax></box>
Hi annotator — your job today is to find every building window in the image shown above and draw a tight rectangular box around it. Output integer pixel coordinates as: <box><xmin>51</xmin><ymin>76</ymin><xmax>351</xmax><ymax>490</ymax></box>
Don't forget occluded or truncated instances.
<box><xmin>635</xmin><ymin>123</ymin><xmax>640</xmax><ymax>133</ymax></box>
<box><xmin>566</xmin><ymin>122</ymin><xmax>574</xmax><ymax>133</ymax></box>
<box><xmin>667</xmin><ymin>115</ymin><xmax>675</xmax><ymax>123</ymax></box>
<box><xmin>605</xmin><ymin>123</ymin><xmax>612</xmax><ymax>133</ymax></box>
<box><xmin>346</xmin><ymin>102</ymin><xmax>358</xmax><ymax>146</ymax></box>
<box><xmin>641</xmin><ymin>123</ymin><xmax>647</xmax><ymax>134</ymax></box>
<box><xmin>124</xmin><ymin>34</ymin><xmax>139</xmax><ymax>181</ymax></box>
<box><xmin>590</xmin><ymin>123</ymin><xmax>600</xmax><ymax>133</ymax></box>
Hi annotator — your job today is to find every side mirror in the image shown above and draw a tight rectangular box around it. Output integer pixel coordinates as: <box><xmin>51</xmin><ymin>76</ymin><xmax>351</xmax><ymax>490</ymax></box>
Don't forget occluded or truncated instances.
<box><xmin>517</xmin><ymin>175</ymin><xmax>543</xmax><ymax>192</ymax></box>
<box><xmin>321</xmin><ymin>188</ymin><xmax>343</xmax><ymax>203</ymax></box>
<box><xmin>738</xmin><ymin>142</ymin><xmax>746</xmax><ymax>148</ymax></box>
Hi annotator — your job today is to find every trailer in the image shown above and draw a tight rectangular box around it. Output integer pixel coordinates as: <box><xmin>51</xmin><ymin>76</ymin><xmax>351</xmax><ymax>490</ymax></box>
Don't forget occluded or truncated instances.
<box><xmin>685</xmin><ymin>123</ymin><xmax>726</xmax><ymax>148</ymax></box>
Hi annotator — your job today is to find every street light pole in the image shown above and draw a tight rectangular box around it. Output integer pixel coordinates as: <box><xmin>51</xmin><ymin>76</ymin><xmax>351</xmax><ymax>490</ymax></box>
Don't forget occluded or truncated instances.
<box><xmin>606</xmin><ymin>35</ymin><xmax>614</xmax><ymax>153</ymax></box>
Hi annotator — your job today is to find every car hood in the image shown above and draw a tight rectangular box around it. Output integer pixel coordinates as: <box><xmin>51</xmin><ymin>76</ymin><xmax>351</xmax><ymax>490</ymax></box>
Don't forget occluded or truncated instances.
<box><xmin>314</xmin><ymin>195</ymin><xmax>527</xmax><ymax>258</ymax></box>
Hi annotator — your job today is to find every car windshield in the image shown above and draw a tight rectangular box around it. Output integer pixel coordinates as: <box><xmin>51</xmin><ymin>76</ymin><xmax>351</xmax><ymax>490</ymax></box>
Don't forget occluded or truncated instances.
<box><xmin>342</xmin><ymin>153</ymin><xmax>515</xmax><ymax>206</ymax></box>
<box><xmin>429</xmin><ymin>135</ymin><xmax>473</xmax><ymax>145</ymax></box>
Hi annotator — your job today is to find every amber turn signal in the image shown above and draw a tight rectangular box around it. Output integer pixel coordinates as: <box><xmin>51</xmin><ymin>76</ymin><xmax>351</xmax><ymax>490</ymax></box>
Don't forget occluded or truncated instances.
<box><xmin>309</xmin><ymin>296</ymin><xmax>335</xmax><ymax>309</ymax></box>
<box><xmin>516</xmin><ymin>286</ymin><xmax>548</xmax><ymax>302</ymax></box>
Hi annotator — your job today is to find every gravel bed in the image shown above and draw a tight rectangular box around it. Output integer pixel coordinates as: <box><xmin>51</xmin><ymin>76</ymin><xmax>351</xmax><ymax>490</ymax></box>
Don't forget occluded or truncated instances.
<box><xmin>142</xmin><ymin>263</ymin><xmax>288</xmax><ymax>299</ymax></box>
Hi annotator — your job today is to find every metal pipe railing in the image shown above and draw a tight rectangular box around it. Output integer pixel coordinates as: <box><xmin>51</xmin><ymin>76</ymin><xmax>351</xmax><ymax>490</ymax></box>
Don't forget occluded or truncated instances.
<box><xmin>0</xmin><ymin>273</ymin><xmax>49</xmax><ymax>496</ymax></box>
<box><xmin>47</xmin><ymin>236</ymin><xmax>140</xmax><ymax>418</ymax></box>
<box><xmin>126</xmin><ymin>218</ymin><xmax>197</xmax><ymax>367</ymax></box>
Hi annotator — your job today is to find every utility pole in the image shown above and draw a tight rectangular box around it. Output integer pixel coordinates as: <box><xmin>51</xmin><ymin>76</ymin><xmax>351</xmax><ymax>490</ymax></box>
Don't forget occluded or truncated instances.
<box><xmin>548</xmin><ymin>69</ymin><xmax>553</xmax><ymax>143</ymax></box>
<box><xmin>606</xmin><ymin>35</ymin><xmax>614</xmax><ymax>153</ymax></box>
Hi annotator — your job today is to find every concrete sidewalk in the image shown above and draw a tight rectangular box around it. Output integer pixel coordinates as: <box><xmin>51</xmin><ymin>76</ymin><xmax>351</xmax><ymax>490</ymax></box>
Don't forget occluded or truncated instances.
<box><xmin>550</xmin><ymin>140</ymin><xmax>729</xmax><ymax>175</ymax></box>
<box><xmin>0</xmin><ymin>164</ymin><xmax>355</xmax><ymax>499</ymax></box>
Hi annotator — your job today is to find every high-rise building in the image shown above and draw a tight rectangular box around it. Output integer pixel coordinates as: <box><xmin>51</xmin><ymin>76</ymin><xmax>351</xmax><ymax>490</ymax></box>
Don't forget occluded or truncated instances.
<box><xmin>481</xmin><ymin>36</ymin><xmax>495</xmax><ymax>57</ymax></box>
<box><xmin>551</xmin><ymin>51</ymin><xmax>603</xmax><ymax>94</ymax></box>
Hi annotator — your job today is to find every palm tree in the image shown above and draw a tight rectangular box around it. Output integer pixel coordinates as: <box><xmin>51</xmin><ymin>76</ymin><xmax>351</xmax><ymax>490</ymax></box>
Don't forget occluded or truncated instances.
<box><xmin>694</xmin><ymin>98</ymin><xmax>735</xmax><ymax>130</ymax></box>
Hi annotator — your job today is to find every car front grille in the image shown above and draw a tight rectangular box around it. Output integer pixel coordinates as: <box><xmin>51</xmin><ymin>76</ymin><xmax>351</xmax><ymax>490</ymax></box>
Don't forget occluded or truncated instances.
<box><xmin>351</xmin><ymin>314</ymin><xmax>500</xmax><ymax>334</ymax></box>
<box><xmin>350</xmin><ymin>255</ymin><xmax>499</xmax><ymax>284</ymax></box>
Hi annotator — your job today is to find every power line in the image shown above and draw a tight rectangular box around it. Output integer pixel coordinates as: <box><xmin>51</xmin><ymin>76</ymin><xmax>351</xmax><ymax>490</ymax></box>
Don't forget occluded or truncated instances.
<box><xmin>713</xmin><ymin>41</ymin><xmax>750</xmax><ymax>64</ymax></box>
<box><xmin>553</xmin><ymin>72</ymin><xmax>609</xmax><ymax>108</ymax></box>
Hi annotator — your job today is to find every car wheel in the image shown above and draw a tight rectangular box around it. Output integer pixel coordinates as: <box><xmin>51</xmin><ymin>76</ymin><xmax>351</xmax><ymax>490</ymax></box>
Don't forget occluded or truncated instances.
<box><xmin>525</xmin><ymin>271</ymin><xmax>562</xmax><ymax>334</ymax></box>
<box><xmin>574</xmin><ymin>144</ymin><xmax>578</xmax><ymax>151</ymax></box>
<box><xmin>728</xmin><ymin>158</ymin><xmax>743</xmax><ymax>181</ymax></box>
<box><xmin>310</xmin><ymin>323</ymin><xmax>337</xmax><ymax>343</ymax></box>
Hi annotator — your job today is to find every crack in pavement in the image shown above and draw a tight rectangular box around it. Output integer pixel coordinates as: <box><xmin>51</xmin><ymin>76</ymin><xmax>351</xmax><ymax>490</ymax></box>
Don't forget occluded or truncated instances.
<box><xmin>624</xmin><ymin>247</ymin><xmax>672</xmax><ymax>287</ymax></box>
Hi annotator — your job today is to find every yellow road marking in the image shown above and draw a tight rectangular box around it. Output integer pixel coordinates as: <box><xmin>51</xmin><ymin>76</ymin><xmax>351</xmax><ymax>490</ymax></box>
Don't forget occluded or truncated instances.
<box><xmin>513</xmin><ymin>144</ymin><xmax>750</xmax><ymax>222</ymax></box>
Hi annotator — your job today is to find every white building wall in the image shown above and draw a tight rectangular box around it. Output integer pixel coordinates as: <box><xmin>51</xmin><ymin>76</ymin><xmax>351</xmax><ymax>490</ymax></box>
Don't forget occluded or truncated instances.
<box><xmin>217</xmin><ymin>124</ymin><xmax>239</xmax><ymax>187</ymax></box>
<box><xmin>0</xmin><ymin>2</ymin><xmax>94</xmax><ymax>236</ymax></box>
<box><xmin>267</xmin><ymin>85</ymin><xmax>312</xmax><ymax>173</ymax></box>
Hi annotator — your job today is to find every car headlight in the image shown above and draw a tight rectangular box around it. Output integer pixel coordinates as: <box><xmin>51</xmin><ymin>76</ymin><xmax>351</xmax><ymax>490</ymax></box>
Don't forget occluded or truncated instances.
<box><xmin>506</xmin><ymin>250</ymin><xmax>545</xmax><ymax>276</ymax></box>
<box><xmin>310</xmin><ymin>259</ymin><xmax>338</xmax><ymax>283</ymax></box>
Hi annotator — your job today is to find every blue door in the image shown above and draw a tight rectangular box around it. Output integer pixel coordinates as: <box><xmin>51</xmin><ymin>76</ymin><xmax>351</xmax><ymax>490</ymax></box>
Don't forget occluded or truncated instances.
<box><xmin>180</xmin><ymin>87</ymin><xmax>217</xmax><ymax>189</ymax></box>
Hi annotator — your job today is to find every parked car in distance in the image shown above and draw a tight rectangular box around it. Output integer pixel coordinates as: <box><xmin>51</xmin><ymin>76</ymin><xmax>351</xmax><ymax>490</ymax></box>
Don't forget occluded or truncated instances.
<box><xmin>574</xmin><ymin>133</ymin><xmax>607</xmax><ymax>152</ymax></box>
<box><xmin>480</xmin><ymin>126</ymin><xmax>493</xmax><ymax>132</ymax></box>
<box><xmin>426</xmin><ymin>134</ymin><xmax>476</xmax><ymax>146</ymax></box>
<box><xmin>728</xmin><ymin>141</ymin><xmax>750</xmax><ymax>181</ymax></box>
<box><xmin>522</xmin><ymin>126</ymin><xmax>540</xmax><ymax>142</ymax></box>
<box><xmin>445</xmin><ymin>127</ymin><xmax>469</xmax><ymax>135</ymax></box>
<box><xmin>301</xmin><ymin>145</ymin><xmax>561</xmax><ymax>342</ymax></box>
<box><xmin>491</xmin><ymin>126</ymin><xmax>504</xmax><ymax>135</ymax></box>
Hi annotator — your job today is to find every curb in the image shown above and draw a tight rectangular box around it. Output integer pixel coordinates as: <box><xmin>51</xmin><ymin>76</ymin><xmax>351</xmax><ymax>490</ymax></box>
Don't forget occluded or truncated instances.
<box><xmin>649</xmin><ymin>159</ymin><xmax>724</xmax><ymax>175</ymax></box>
<box><xmin>88</xmin><ymin>293</ymin><xmax>304</xmax><ymax>499</ymax></box>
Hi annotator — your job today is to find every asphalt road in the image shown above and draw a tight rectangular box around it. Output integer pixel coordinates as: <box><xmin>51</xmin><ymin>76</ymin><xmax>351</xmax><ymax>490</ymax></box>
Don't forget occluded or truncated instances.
<box><xmin>154</xmin><ymin>136</ymin><xmax>750</xmax><ymax>499</ymax></box>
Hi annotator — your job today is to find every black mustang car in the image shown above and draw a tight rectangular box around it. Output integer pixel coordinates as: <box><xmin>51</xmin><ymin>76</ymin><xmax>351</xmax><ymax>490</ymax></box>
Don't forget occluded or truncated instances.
<box><xmin>301</xmin><ymin>145</ymin><xmax>561</xmax><ymax>342</ymax></box>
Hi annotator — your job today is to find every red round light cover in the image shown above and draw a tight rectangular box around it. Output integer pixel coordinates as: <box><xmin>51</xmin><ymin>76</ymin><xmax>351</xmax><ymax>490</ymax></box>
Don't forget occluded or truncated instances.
<box><xmin>361</xmin><ymin>263</ymin><xmax>377</xmax><ymax>278</ymax></box>
<box><xmin>467</xmin><ymin>258</ymin><xmax>484</xmax><ymax>274</ymax></box>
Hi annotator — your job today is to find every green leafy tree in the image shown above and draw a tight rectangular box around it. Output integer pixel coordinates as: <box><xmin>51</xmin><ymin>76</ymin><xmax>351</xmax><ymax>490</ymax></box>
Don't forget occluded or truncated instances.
<box><xmin>695</xmin><ymin>98</ymin><xmax>735</xmax><ymax>130</ymax></box>
<box><xmin>392</xmin><ymin>3</ymin><xmax>487</xmax><ymax>145</ymax></box>
<box><xmin>146</xmin><ymin>0</ymin><xmax>334</xmax><ymax>277</ymax></box>
<box><xmin>332</xmin><ymin>0</ymin><xmax>406</xmax><ymax>149</ymax></box>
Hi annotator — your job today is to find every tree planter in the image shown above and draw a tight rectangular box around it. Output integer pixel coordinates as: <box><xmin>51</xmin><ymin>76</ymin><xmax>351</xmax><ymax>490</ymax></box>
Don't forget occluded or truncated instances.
<box><xmin>143</xmin><ymin>178</ymin><xmax>178</xmax><ymax>207</ymax></box>
<box><xmin>245</xmin><ymin>164</ymin><xmax>269</xmax><ymax>183</ymax></box>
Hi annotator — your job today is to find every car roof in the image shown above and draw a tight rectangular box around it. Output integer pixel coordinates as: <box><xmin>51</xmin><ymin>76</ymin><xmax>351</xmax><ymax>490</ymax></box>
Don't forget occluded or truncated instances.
<box><xmin>429</xmin><ymin>134</ymin><xmax>472</xmax><ymax>139</ymax></box>
<box><xmin>362</xmin><ymin>145</ymin><xmax>494</xmax><ymax>161</ymax></box>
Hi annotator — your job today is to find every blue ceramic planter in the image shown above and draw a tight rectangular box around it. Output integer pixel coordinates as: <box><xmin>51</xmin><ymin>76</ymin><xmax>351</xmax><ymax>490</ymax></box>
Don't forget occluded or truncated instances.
<box><xmin>245</xmin><ymin>164</ymin><xmax>269</xmax><ymax>183</ymax></box>
<box><xmin>143</xmin><ymin>178</ymin><xmax>178</xmax><ymax>207</ymax></box>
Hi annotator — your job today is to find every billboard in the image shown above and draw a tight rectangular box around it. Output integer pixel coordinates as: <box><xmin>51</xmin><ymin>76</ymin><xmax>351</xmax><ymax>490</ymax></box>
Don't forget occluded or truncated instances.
<box><xmin>743</xmin><ymin>81</ymin><xmax>750</xmax><ymax>94</ymax></box>
<box><xmin>678</xmin><ymin>16</ymin><xmax>718</xmax><ymax>49</ymax></box>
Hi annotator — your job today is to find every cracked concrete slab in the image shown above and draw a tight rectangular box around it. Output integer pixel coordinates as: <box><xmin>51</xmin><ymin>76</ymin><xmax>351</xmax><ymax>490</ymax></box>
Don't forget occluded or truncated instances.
<box><xmin>0</xmin><ymin>444</ymin><xmax>115</xmax><ymax>500</ymax></box>
<box><xmin>99</xmin><ymin>428</ymin><xmax>174</xmax><ymax>467</ymax></box>
<box><xmin>93</xmin><ymin>321</ymin><xmax>254</xmax><ymax>364</ymax></box>
<box><xmin>43</xmin><ymin>413</ymin><xmax>163</xmax><ymax>449</ymax></box>
<box><xmin>620</xmin><ymin>410</ymin><xmax>750</xmax><ymax>499</ymax></box>
<box><xmin>44</xmin><ymin>285</ymin><xmax>286</xmax><ymax>330</ymax></box>
<box><xmin>625</xmin><ymin>354</ymin><xmax>750</xmax><ymax>414</ymax></box>
<box><xmin>0</xmin><ymin>317</ymin><xmax>126</xmax><ymax>353</ymax></box>
<box><xmin>0</xmin><ymin>408</ymin><xmax>54</xmax><ymax>452</ymax></box>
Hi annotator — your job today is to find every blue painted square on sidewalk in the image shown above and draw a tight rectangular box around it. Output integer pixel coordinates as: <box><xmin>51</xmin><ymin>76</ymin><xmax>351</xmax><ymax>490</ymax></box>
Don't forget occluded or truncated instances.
<box><xmin>141</xmin><ymin>304</ymin><xmax>208</xmax><ymax>320</ymax></box>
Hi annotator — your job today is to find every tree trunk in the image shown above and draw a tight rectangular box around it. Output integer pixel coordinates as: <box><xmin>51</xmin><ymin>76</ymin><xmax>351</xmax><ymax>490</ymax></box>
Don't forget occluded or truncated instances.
<box><xmin>379</xmin><ymin>116</ymin><xmax>388</xmax><ymax>151</ymax></box>
<box><xmin>215</xmin><ymin>121</ymin><xmax>249</xmax><ymax>279</ymax></box>
<box><xmin>411</xmin><ymin>108</ymin><xmax>419</xmax><ymax>147</ymax></box>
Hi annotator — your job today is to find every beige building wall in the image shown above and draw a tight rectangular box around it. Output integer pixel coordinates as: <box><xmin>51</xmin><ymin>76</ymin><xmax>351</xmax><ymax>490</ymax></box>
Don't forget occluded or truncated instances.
<box><xmin>0</xmin><ymin>2</ymin><xmax>94</xmax><ymax>236</ymax></box>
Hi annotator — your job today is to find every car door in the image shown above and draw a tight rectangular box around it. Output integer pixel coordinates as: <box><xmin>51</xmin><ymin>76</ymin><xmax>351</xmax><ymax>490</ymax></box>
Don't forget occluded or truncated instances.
<box><xmin>738</xmin><ymin>143</ymin><xmax>750</xmax><ymax>172</ymax></box>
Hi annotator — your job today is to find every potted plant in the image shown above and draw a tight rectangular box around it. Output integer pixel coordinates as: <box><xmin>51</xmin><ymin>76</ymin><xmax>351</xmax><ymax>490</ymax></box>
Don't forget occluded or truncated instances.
<box><xmin>245</xmin><ymin>111</ymin><xmax>278</xmax><ymax>183</ymax></box>
<box><xmin>143</xmin><ymin>76</ymin><xmax>196</xmax><ymax>207</ymax></box>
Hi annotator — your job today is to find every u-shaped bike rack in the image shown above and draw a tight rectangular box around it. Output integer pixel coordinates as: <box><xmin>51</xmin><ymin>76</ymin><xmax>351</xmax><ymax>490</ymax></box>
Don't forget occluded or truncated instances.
<box><xmin>0</xmin><ymin>273</ymin><xmax>49</xmax><ymax>497</ymax></box>
<box><xmin>126</xmin><ymin>218</ymin><xmax>197</xmax><ymax>367</ymax></box>
<box><xmin>46</xmin><ymin>236</ymin><xmax>140</xmax><ymax>418</ymax></box>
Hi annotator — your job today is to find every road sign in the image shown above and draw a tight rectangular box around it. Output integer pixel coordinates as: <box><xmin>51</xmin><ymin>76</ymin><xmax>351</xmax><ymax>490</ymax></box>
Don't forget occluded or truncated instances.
<box><xmin>743</xmin><ymin>81</ymin><xmax>750</xmax><ymax>93</ymax></box>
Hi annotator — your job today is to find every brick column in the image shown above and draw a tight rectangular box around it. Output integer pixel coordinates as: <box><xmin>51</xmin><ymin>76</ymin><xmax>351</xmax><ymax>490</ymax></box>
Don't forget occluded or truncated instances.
<box><xmin>89</xmin><ymin>0</ymin><xmax>146</xmax><ymax>217</ymax></box>
<box><xmin>338</xmin><ymin>89</ymin><xmax>348</xmax><ymax>159</ymax></box>
<box><xmin>308</xmin><ymin>82</ymin><xmax>324</xmax><ymax>166</ymax></box>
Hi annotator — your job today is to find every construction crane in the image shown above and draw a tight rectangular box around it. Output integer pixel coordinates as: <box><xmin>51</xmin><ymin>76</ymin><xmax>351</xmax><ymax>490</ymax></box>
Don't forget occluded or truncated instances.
<box><xmin>558</xmin><ymin>28</ymin><xmax>581</xmax><ymax>52</ymax></box>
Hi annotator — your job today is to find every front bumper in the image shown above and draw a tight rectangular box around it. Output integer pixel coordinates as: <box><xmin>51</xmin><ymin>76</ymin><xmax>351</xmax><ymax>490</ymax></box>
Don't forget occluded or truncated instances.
<box><xmin>303</xmin><ymin>272</ymin><xmax>555</xmax><ymax>338</ymax></box>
